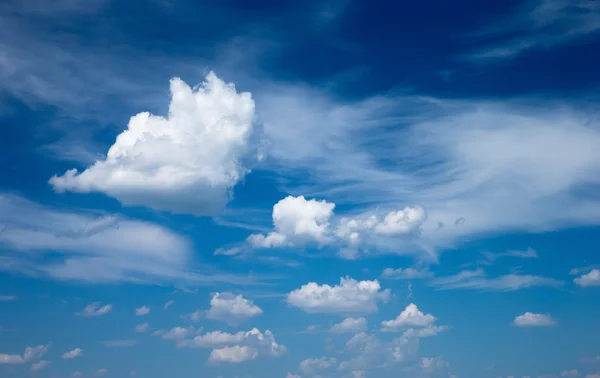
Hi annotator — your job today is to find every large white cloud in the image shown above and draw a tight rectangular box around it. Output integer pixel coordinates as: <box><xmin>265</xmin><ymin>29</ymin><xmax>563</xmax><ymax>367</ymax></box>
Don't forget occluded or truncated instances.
<box><xmin>286</xmin><ymin>277</ymin><xmax>390</xmax><ymax>315</ymax></box>
<box><xmin>0</xmin><ymin>345</ymin><xmax>49</xmax><ymax>364</ymax></box>
<box><xmin>49</xmin><ymin>72</ymin><xmax>259</xmax><ymax>215</ymax></box>
<box><xmin>209</xmin><ymin>346</ymin><xmax>258</xmax><ymax>364</ymax></box>
<box><xmin>574</xmin><ymin>269</ymin><xmax>600</xmax><ymax>287</ymax></box>
<box><xmin>512</xmin><ymin>312</ymin><xmax>556</xmax><ymax>327</ymax></box>
<box><xmin>206</xmin><ymin>292</ymin><xmax>263</xmax><ymax>325</ymax></box>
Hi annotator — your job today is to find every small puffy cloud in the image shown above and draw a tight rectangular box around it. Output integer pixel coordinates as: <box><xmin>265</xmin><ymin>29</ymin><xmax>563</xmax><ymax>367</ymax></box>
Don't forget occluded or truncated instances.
<box><xmin>330</xmin><ymin>317</ymin><xmax>367</xmax><ymax>334</ymax></box>
<box><xmin>248</xmin><ymin>196</ymin><xmax>335</xmax><ymax>248</ymax></box>
<box><xmin>0</xmin><ymin>344</ymin><xmax>49</xmax><ymax>364</ymax></box>
<box><xmin>381</xmin><ymin>304</ymin><xmax>437</xmax><ymax>332</ymax></box>
<box><xmin>574</xmin><ymin>269</ymin><xmax>600</xmax><ymax>287</ymax></box>
<box><xmin>62</xmin><ymin>348</ymin><xmax>83</xmax><ymax>359</ymax></box>
<box><xmin>381</xmin><ymin>267</ymin><xmax>433</xmax><ymax>280</ymax></box>
<box><xmin>561</xmin><ymin>370</ymin><xmax>580</xmax><ymax>377</ymax></box>
<box><xmin>206</xmin><ymin>293</ymin><xmax>263</xmax><ymax>325</ymax></box>
<box><xmin>135</xmin><ymin>323</ymin><xmax>149</xmax><ymax>333</ymax></box>
<box><xmin>95</xmin><ymin>368</ymin><xmax>108</xmax><ymax>376</ymax></box>
<box><xmin>287</xmin><ymin>277</ymin><xmax>390</xmax><ymax>315</ymax></box>
<box><xmin>49</xmin><ymin>72</ymin><xmax>259</xmax><ymax>215</ymax></box>
<box><xmin>135</xmin><ymin>306</ymin><xmax>150</xmax><ymax>316</ymax></box>
<box><xmin>209</xmin><ymin>346</ymin><xmax>258</xmax><ymax>364</ymax></box>
<box><xmin>30</xmin><ymin>360</ymin><xmax>50</xmax><ymax>371</ymax></box>
<box><xmin>299</xmin><ymin>356</ymin><xmax>337</xmax><ymax>374</ymax></box>
<box><xmin>77</xmin><ymin>302</ymin><xmax>112</xmax><ymax>317</ymax></box>
<box><xmin>161</xmin><ymin>326</ymin><xmax>197</xmax><ymax>340</ymax></box>
<box><xmin>512</xmin><ymin>312</ymin><xmax>556</xmax><ymax>327</ymax></box>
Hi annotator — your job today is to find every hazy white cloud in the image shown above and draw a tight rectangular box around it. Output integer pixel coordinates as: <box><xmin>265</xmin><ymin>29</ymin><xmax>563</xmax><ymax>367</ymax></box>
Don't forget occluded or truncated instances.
<box><xmin>209</xmin><ymin>345</ymin><xmax>258</xmax><ymax>364</ymax></box>
<box><xmin>481</xmin><ymin>247</ymin><xmax>538</xmax><ymax>263</ymax></box>
<box><xmin>0</xmin><ymin>344</ymin><xmax>49</xmax><ymax>364</ymax></box>
<box><xmin>287</xmin><ymin>373</ymin><xmax>302</xmax><ymax>378</ymax></box>
<box><xmin>164</xmin><ymin>300</ymin><xmax>175</xmax><ymax>309</ymax></box>
<box><xmin>420</xmin><ymin>356</ymin><xmax>449</xmax><ymax>374</ymax></box>
<box><xmin>381</xmin><ymin>304</ymin><xmax>437</xmax><ymax>332</ymax></box>
<box><xmin>513</xmin><ymin>312</ymin><xmax>556</xmax><ymax>327</ymax></box>
<box><xmin>0</xmin><ymin>295</ymin><xmax>16</xmax><ymax>301</ymax></box>
<box><xmin>287</xmin><ymin>277</ymin><xmax>390</xmax><ymax>315</ymax></box>
<box><xmin>77</xmin><ymin>302</ymin><xmax>112</xmax><ymax>317</ymax></box>
<box><xmin>49</xmin><ymin>72</ymin><xmax>260</xmax><ymax>216</ymax></box>
<box><xmin>161</xmin><ymin>326</ymin><xmax>197</xmax><ymax>341</ymax></box>
<box><xmin>30</xmin><ymin>360</ymin><xmax>50</xmax><ymax>371</ymax></box>
<box><xmin>331</xmin><ymin>317</ymin><xmax>367</xmax><ymax>334</ymax></box>
<box><xmin>102</xmin><ymin>340</ymin><xmax>137</xmax><ymax>347</ymax></box>
<box><xmin>206</xmin><ymin>293</ymin><xmax>263</xmax><ymax>325</ymax></box>
<box><xmin>94</xmin><ymin>368</ymin><xmax>108</xmax><ymax>376</ymax></box>
<box><xmin>62</xmin><ymin>348</ymin><xmax>83</xmax><ymax>359</ymax></box>
<box><xmin>135</xmin><ymin>323</ymin><xmax>149</xmax><ymax>333</ymax></box>
<box><xmin>135</xmin><ymin>306</ymin><xmax>150</xmax><ymax>316</ymax></box>
<box><xmin>561</xmin><ymin>370</ymin><xmax>580</xmax><ymax>377</ymax></box>
<box><xmin>381</xmin><ymin>267</ymin><xmax>433</xmax><ymax>280</ymax></box>
<box><xmin>430</xmin><ymin>269</ymin><xmax>563</xmax><ymax>291</ymax></box>
<box><xmin>299</xmin><ymin>356</ymin><xmax>337</xmax><ymax>374</ymax></box>
<box><xmin>574</xmin><ymin>269</ymin><xmax>600</xmax><ymax>287</ymax></box>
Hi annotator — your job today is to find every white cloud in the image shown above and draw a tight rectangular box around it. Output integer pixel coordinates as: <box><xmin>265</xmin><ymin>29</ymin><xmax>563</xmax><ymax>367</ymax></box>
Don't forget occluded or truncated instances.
<box><xmin>381</xmin><ymin>267</ymin><xmax>433</xmax><ymax>280</ymax></box>
<box><xmin>299</xmin><ymin>356</ymin><xmax>337</xmax><ymax>374</ymax></box>
<box><xmin>161</xmin><ymin>326</ymin><xmax>197</xmax><ymax>341</ymax></box>
<box><xmin>206</xmin><ymin>292</ymin><xmax>263</xmax><ymax>325</ymax></box>
<box><xmin>512</xmin><ymin>312</ymin><xmax>556</xmax><ymax>327</ymax></box>
<box><xmin>0</xmin><ymin>344</ymin><xmax>49</xmax><ymax>364</ymax></box>
<box><xmin>287</xmin><ymin>373</ymin><xmax>302</xmax><ymax>378</ymax></box>
<box><xmin>77</xmin><ymin>302</ymin><xmax>112</xmax><ymax>317</ymax></box>
<box><xmin>62</xmin><ymin>348</ymin><xmax>83</xmax><ymax>359</ymax></box>
<box><xmin>402</xmin><ymin>325</ymin><xmax>448</xmax><ymax>338</ymax></box>
<box><xmin>135</xmin><ymin>323</ymin><xmax>149</xmax><ymax>333</ymax></box>
<box><xmin>574</xmin><ymin>269</ymin><xmax>600</xmax><ymax>287</ymax></box>
<box><xmin>94</xmin><ymin>368</ymin><xmax>108</xmax><ymax>376</ymax></box>
<box><xmin>337</xmin><ymin>332</ymin><xmax>420</xmax><ymax>371</ymax></box>
<box><xmin>561</xmin><ymin>370</ymin><xmax>580</xmax><ymax>377</ymax></box>
<box><xmin>164</xmin><ymin>300</ymin><xmax>174</xmax><ymax>309</ymax></box>
<box><xmin>481</xmin><ymin>247</ymin><xmax>538</xmax><ymax>263</ymax></box>
<box><xmin>135</xmin><ymin>306</ymin><xmax>150</xmax><ymax>316</ymax></box>
<box><xmin>72</xmin><ymin>371</ymin><xmax>83</xmax><ymax>377</ymax></box>
<box><xmin>209</xmin><ymin>346</ymin><xmax>258</xmax><ymax>364</ymax></box>
<box><xmin>381</xmin><ymin>304</ymin><xmax>437</xmax><ymax>332</ymax></box>
<box><xmin>429</xmin><ymin>269</ymin><xmax>563</xmax><ymax>291</ymax></box>
<box><xmin>49</xmin><ymin>72</ymin><xmax>259</xmax><ymax>215</ymax></box>
<box><xmin>287</xmin><ymin>277</ymin><xmax>390</xmax><ymax>315</ymax></box>
<box><xmin>30</xmin><ymin>360</ymin><xmax>50</xmax><ymax>371</ymax></box>
<box><xmin>420</xmin><ymin>356</ymin><xmax>449</xmax><ymax>374</ymax></box>
<box><xmin>102</xmin><ymin>340</ymin><xmax>137</xmax><ymax>347</ymax></box>
<box><xmin>175</xmin><ymin>328</ymin><xmax>286</xmax><ymax>363</ymax></box>
<box><xmin>331</xmin><ymin>317</ymin><xmax>367</xmax><ymax>334</ymax></box>
<box><xmin>248</xmin><ymin>196</ymin><xmax>335</xmax><ymax>248</ymax></box>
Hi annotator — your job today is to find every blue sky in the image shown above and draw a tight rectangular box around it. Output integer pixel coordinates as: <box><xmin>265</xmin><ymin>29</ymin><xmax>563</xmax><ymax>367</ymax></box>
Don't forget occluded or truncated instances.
<box><xmin>1</xmin><ymin>0</ymin><xmax>600</xmax><ymax>377</ymax></box>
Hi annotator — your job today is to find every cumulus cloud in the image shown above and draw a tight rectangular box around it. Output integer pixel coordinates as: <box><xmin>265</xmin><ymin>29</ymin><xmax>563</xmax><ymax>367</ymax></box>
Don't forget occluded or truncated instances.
<box><xmin>337</xmin><ymin>332</ymin><xmax>419</xmax><ymax>371</ymax></box>
<box><xmin>49</xmin><ymin>72</ymin><xmax>259</xmax><ymax>215</ymax></box>
<box><xmin>62</xmin><ymin>348</ymin><xmax>83</xmax><ymax>359</ymax></box>
<box><xmin>287</xmin><ymin>277</ymin><xmax>390</xmax><ymax>315</ymax></box>
<box><xmin>512</xmin><ymin>312</ymin><xmax>556</xmax><ymax>327</ymax></box>
<box><xmin>331</xmin><ymin>317</ymin><xmax>367</xmax><ymax>334</ymax></box>
<box><xmin>135</xmin><ymin>323</ymin><xmax>149</xmax><ymax>333</ymax></box>
<box><xmin>161</xmin><ymin>326</ymin><xmax>197</xmax><ymax>341</ymax></box>
<box><xmin>175</xmin><ymin>328</ymin><xmax>286</xmax><ymax>363</ymax></box>
<box><xmin>30</xmin><ymin>360</ymin><xmax>50</xmax><ymax>371</ymax></box>
<box><xmin>299</xmin><ymin>356</ymin><xmax>337</xmax><ymax>374</ymax></box>
<box><xmin>381</xmin><ymin>304</ymin><xmax>440</xmax><ymax>332</ymax></box>
<box><xmin>77</xmin><ymin>302</ymin><xmax>112</xmax><ymax>317</ymax></box>
<box><xmin>247</xmin><ymin>196</ymin><xmax>426</xmax><ymax>255</ymax></box>
<box><xmin>135</xmin><ymin>306</ymin><xmax>150</xmax><ymax>316</ymax></box>
<box><xmin>209</xmin><ymin>345</ymin><xmax>258</xmax><ymax>364</ymax></box>
<box><xmin>429</xmin><ymin>269</ymin><xmax>563</xmax><ymax>291</ymax></box>
<box><xmin>574</xmin><ymin>269</ymin><xmax>600</xmax><ymax>287</ymax></box>
<box><xmin>0</xmin><ymin>344</ymin><xmax>49</xmax><ymax>364</ymax></box>
<box><xmin>206</xmin><ymin>293</ymin><xmax>263</xmax><ymax>325</ymax></box>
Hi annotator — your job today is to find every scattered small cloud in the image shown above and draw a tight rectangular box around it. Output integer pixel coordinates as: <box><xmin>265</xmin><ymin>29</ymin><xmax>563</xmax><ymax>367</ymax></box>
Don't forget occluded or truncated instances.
<box><xmin>135</xmin><ymin>305</ymin><xmax>150</xmax><ymax>316</ymax></box>
<box><xmin>299</xmin><ymin>356</ymin><xmax>337</xmax><ymax>374</ymax></box>
<box><xmin>513</xmin><ymin>312</ymin><xmax>556</xmax><ymax>327</ymax></box>
<box><xmin>330</xmin><ymin>317</ymin><xmax>367</xmax><ymax>334</ymax></box>
<box><xmin>30</xmin><ymin>360</ymin><xmax>50</xmax><ymax>371</ymax></box>
<box><xmin>135</xmin><ymin>323</ymin><xmax>149</xmax><ymax>333</ymax></box>
<box><xmin>0</xmin><ymin>344</ymin><xmax>49</xmax><ymax>364</ymax></box>
<box><xmin>206</xmin><ymin>293</ymin><xmax>263</xmax><ymax>326</ymax></box>
<box><xmin>574</xmin><ymin>269</ymin><xmax>600</xmax><ymax>287</ymax></box>
<box><xmin>62</xmin><ymin>348</ymin><xmax>83</xmax><ymax>359</ymax></box>
<box><xmin>77</xmin><ymin>302</ymin><xmax>113</xmax><ymax>317</ymax></box>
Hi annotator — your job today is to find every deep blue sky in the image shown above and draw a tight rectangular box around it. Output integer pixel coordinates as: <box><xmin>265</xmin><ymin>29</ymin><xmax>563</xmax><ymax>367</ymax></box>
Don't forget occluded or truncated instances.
<box><xmin>1</xmin><ymin>1</ymin><xmax>600</xmax><ymax>378</ymax></box>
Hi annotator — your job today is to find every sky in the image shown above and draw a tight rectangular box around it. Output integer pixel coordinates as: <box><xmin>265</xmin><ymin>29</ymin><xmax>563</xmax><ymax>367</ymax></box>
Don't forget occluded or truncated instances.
<box><xmin>1</xmin><ymin>0</ymin><xmax>600</xmax><ymax>377</ymax></box>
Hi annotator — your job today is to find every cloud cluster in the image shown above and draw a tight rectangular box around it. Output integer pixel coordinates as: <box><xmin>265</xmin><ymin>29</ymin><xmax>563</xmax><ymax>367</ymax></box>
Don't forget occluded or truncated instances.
<box><xmin>175</xmin><ymin>328</ymin><xmax>286</xmax><ymax>364</ymax></box>
<box><xmin>286</xmin><ymin>277</ymin><xmax>391</xmax><ymax>315</ymax></box>
<box><xmin>0</xmin><ymin>344</ymin><xmax>49</xmax><ymax>364</ymax></box>
<box><xmin>247</xmin><ymin>195</ymin><xmax>426</xmax><ymax>258</ymax></box>
<box><xmin>574</xmin><ymin>269</ymin><xmax>600</xmax><ymax>287</ymax></box>
<box><xmin>49</xmin><ymin>72</ymin><xmax>260</xmax><ymax>216</ymax></box>
<box><xmin>206</xmin><ymin>293</ymin><xmax>263</xmax><ymax>325</ymax></box>
<box><xmin>299</xmin><ymin>356</ymin><xmax>337</xmax><ymax>374</ymax></box>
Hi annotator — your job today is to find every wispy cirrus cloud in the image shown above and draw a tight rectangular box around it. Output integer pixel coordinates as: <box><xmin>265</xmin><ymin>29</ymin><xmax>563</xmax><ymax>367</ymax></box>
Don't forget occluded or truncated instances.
<box><xmin>429</xmin><ymin>269</ymin><xmax>563</xmax><ymax>291</ymax></box>
<box><xmin>463</xmin><ymin>0</ymin><xmax>600</xmax><ymax>62</ymax></box>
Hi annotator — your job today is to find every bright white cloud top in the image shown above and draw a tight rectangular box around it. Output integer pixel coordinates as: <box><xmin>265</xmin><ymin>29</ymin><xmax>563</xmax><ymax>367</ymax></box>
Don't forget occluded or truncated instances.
<box><xmin>206</xmin><ymin>292</ymin><xmax>263</xmax><ymax>325</ymax></box>
<box><xmin>513</xmin><ymin>312</ymin><xmax>556</xmax><ymax>327</ymax></box>
<box><xmin>49</xmin><ymin>72</ymin><xmax>259</xmax><ymax>215</ymax></box>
